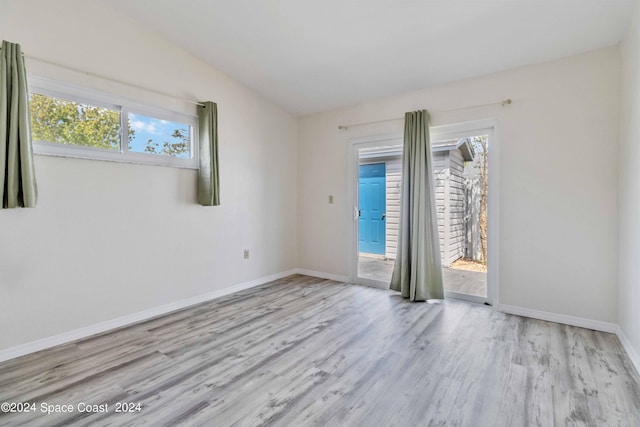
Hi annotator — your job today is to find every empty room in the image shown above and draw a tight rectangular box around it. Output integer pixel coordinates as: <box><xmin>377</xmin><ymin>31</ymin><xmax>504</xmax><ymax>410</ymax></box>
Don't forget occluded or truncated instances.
<box><xmin>1</xmin><ymin>0</ymin><xmax>640</xmax><ymax>425</ymax></box>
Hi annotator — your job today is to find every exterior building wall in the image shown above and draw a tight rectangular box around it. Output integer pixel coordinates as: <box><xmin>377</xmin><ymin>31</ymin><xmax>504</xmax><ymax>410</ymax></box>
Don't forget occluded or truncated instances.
<box><xmin>447</xmin><ymin>150</ymin><xmax>466</xmax><ymax>265</ymax></box>
<box><xmin>364</xmin><ymin>149</ymin><xmax>466</xmax><ymax>265</ymax></box>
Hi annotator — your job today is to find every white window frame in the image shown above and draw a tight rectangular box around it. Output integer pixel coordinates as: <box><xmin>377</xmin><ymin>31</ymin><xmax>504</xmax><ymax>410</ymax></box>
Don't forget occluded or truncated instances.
<box><xmin>29</xmin><ymin>76</ymin><xmax>199</xmax><ymax>169</ymax></box>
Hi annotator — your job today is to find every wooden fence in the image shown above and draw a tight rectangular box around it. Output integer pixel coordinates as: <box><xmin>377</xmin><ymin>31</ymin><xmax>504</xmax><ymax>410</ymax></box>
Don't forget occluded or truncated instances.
<box><xmin>464</xmin><ymin>177</ymin><xmax>482</xmax><ymax>261</ymax></box>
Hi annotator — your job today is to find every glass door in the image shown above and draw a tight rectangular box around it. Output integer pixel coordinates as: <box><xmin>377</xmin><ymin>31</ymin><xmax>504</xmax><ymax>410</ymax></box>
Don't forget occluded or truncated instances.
<box><xmin>349</xmin><ymin>124</ymin><xmax>495</xmax><ymax>305</ymax></box>
<box><xmin>349</xmin><ymin>137</ymin><xmax>402</xmax><ymax>288</ymax></box>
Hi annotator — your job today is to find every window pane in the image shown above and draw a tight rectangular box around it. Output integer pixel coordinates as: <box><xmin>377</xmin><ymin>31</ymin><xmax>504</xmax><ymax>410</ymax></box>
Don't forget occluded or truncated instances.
<box><xmin>128</xmin><ymin>113</ymin><xmax>191</xmax><ymax>158</ymax></box>
<box><xmin>29</xmin><ymin>93</ymin><xmax>121</xmax><ymax>150</ymax></box>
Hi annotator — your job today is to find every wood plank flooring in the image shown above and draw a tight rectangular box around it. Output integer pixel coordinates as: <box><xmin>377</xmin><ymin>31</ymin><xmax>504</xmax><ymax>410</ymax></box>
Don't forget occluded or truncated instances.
<box><xmin>1</xmin><ymin>274</ymin><xmax>639</xmax><ymax>426</ymax></box>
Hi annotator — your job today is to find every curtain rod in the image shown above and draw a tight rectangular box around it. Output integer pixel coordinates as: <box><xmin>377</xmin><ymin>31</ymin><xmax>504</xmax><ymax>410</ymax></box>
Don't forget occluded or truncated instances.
<box><xmin>337</xmin><ymin>99</ymin><xmax>512</xmax><ymax>131</ymax></box>
<box><xmin>19</xmin><ymin>53</ymin><xmax>206</xmax><ymax>107</ymax></box>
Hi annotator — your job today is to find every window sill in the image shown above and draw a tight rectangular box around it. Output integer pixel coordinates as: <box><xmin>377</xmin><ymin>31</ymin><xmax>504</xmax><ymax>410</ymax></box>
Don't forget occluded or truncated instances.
<box><xmin>34</xmin><ymin>142</ymin><xmax>199</xmax><ymax>170</ymax></box>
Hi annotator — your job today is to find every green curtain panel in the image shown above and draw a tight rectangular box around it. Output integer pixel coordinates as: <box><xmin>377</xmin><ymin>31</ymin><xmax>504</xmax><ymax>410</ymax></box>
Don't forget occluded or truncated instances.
<box><xmin>197</xmin><ymin>101</ymin><xmax>220</xmax><ymax>206</ymax></box>
<box><xmin>390</xmin><ymin>110</ymin><xmax>444</xmax><ymax>301</ymax></box>
<box><xmin>0</xmin><ymin>40</ymin><xmax>37</xmax><ymax>209</ymax></box>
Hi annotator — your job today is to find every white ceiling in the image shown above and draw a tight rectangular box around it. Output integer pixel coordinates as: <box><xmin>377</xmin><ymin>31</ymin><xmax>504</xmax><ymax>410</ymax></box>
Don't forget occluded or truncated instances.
<box><xmin>104</xmin><ymin>0</ymin><xmax>634</xmax><ymax>115</ymax></box>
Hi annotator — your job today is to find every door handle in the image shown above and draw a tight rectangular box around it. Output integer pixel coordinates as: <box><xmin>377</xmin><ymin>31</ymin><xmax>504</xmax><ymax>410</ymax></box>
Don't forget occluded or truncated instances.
<box><xmin>354</xmin><ymin>206</ymin><xmax>361</xmax><ymax>220</ymax></box>
<box><xmin>382</xmin><ymin>213</ymin><xmax>386</xmax><ymax>220</ymax></box>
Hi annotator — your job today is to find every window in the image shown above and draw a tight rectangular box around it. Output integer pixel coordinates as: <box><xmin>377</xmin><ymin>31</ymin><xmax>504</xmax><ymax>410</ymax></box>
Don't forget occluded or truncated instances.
<box><xmin>30</xmin><ymin>93</ymin><xmax>122</xmax><ymax>151</ymax></box>
<box><xmin>29</xmin><ymin>77</ymin><xmax>198</xmax><ymax>169</ymax></box>
<box><xmin>128</xmin><ymin>113</ymin><xmax>191</xmax><ymax>158</ymax></box>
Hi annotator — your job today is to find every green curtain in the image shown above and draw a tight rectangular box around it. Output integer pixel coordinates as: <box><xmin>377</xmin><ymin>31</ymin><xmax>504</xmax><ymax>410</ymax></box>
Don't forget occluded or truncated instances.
<box><xmin>0</xmin><ymin>40</ymin><xmax>37</xmax><ymax>209</ymax></box>
<box><xmin>197</xmin><ymin>101</ymin><xmax>220</xmax><ymax>206</ymax></box>
<box><xmin>390</xmin><ymin>110</ymin><xmax>444</xmax><ymax>301</ymax></box>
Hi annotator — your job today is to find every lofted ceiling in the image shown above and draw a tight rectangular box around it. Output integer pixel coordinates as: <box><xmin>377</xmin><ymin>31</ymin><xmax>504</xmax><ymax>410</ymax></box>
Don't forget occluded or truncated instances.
<box><xmin>103</xmin><ymin>0</ymin><xmax>634</xmax><ymax>115</ymax></box>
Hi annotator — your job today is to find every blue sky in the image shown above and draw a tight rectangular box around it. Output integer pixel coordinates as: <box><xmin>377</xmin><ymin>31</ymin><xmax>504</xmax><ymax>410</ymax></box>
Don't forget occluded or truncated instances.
<box><xmin>128</xmin><ymin>113</ymin><xmax>190</xmax><ymax>157</ymax></box>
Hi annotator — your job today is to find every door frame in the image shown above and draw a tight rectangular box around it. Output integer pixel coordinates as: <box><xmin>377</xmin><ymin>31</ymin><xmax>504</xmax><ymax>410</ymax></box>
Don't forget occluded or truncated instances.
<box><xmin>347</xmin><ymin>119</ymin><xmax>500</xmax><ymax>306</ymax></box>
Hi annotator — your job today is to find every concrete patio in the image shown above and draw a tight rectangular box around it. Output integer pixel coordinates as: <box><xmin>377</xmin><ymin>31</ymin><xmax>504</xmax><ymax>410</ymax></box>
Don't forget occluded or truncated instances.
<box><xmin>358</xmin><ymin>256</ymin><xmax>487</xmax><ymax>297</ymax></box>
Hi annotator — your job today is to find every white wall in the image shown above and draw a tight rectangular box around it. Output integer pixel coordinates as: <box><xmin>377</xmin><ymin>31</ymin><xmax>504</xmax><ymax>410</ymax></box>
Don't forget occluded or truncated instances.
<box><xmin>619</xmin><ymin>1</ymin><xmax>640</xmax><ymax>363</ymax></box>
<box><xmin>298</xmin><ymin>47</ymin><xmax>620</xmax><ymax>323</ymax></box>
<box><xmin>0</xmin><ymin>0</ymin><xmax>298</xmax><ymax>350</ymax></box>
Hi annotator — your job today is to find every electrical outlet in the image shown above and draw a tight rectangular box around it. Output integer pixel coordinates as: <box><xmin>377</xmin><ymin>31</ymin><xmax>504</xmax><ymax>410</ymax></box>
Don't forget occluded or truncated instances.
<box><xmin>243</xmin><ymin>249</ymin><xmax>250</xmax><ymax>259</ymax></box>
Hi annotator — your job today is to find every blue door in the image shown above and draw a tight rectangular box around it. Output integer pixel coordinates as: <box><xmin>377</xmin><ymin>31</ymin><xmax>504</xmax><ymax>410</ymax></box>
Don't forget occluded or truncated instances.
<box><xmin>359</xmin><ymin>163</ymin><xmax>386</xmax><ymax>255</ymax></box>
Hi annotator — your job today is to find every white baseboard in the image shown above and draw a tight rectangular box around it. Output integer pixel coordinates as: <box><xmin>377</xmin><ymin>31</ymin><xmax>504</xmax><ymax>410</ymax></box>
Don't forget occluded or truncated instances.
<box><xmin>616</xmin><ymin>326</ymin><xmax>640</xmax><ymax>377</ymax></box>
<box><xmin>293</xmin><ymin>268</ymin><xmax>349</xmax><ymax>283</ymax></box>
<box><xmin>0</xmin><ymin>269</ymin><xmax>297</xmax><ymax>363</ymax></box>
<box><xmin>497</xmin><ymin>304</ymin><xmax>618</xmax><ymax>333</ymax></box>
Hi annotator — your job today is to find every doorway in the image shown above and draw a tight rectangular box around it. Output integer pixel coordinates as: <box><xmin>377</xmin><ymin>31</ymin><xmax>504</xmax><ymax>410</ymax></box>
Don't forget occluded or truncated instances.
<box><xmin>349</xmin><ymin>137</ymin><xmax>403</xmax><ymax>288</ymax></box>
<box><xmin>348</xmin><ymin>120</ymin><xmax>498</xmax><ymax>305</ymax></box>
<box><xmin>436</xmin><ymin>135</ymin><xmax>489</xmax><ymax>302</ymax></box>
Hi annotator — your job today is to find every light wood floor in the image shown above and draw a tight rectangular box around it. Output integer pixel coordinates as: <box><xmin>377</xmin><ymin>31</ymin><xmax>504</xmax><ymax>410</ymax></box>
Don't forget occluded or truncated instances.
<box><xmin>1</xmin><ymin>275</ymin><xmax>639</xmax><ymax>426</ymax></box>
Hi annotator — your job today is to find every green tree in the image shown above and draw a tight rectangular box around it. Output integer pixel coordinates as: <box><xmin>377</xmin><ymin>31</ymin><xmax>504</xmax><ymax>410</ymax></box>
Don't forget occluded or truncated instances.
<box><xmin>30</xmin><ymin>94</ymin><xmax>123</xmax><ymax>150</ymax></box>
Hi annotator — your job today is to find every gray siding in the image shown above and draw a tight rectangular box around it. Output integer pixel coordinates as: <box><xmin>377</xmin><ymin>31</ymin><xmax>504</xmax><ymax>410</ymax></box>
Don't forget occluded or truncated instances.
<box><xmin>433</xmin><ymin>152</ymin><xmax>447</xmax><ymax>263</ymax></box>
<box><xmin>365</xmin><ymin>149</ymin><xmax>466</xmax><ymax>266</ymax></box>
<box><xmin>447</xmin><ymin>150</ymin><xmax>466</xmax><ymax>266</ymax></box>
<box><xmin>385</xmin><ymin>157</ymin><xmax>402</xmax><ymax>258</ymax></box>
